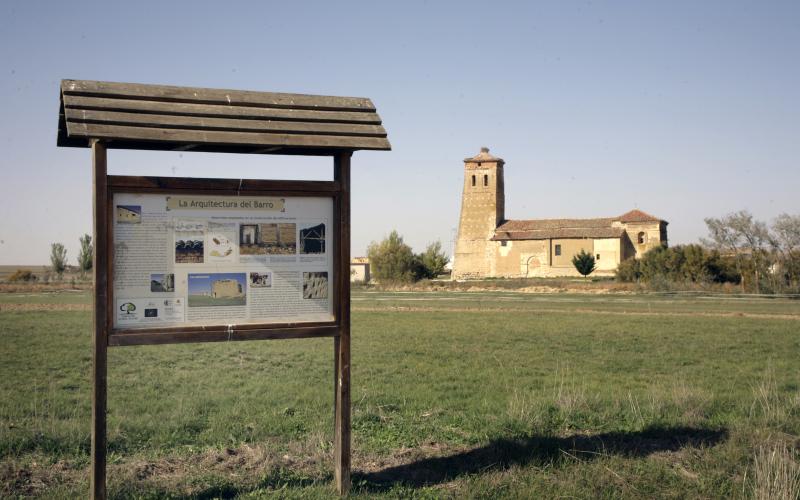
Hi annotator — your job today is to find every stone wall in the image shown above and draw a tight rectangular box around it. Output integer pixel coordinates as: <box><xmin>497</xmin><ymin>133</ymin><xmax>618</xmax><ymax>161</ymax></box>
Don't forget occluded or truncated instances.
<box><xmin>551</xmin><ymin>238</ymin><xmax>594</xmax><ymax>268</ymax></box>
<box><xmin>490</xmin><ymin>239</ymin><xmax>548</xmax><ymax>277</ymax></box>
<box><xmin>453</xmin><ymin>157</ymin><xmax>504</xmax><ymax>279</ymax></box>
<box><xmin>594</xmin><ymin>238</ymin><xmax>622</xmax><ymax>271</ymax></box>
<box><xmin>621</xmin><ymin>221</ymin><xmax>665</xmax><ymax>258</ymax></box>
<box><xmin>484</xmin><ymin>238</ymin><xmax>619</xmax><ymax>278</ymax></box>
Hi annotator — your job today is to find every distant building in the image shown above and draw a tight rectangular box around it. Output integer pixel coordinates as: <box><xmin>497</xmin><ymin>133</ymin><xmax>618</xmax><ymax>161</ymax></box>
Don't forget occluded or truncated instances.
<box><xmin>453</xmin><ymin>148</ymin><xmax>668</xmax><ymax>279</ymax></box>
<box><xmin>350</xmin><ymin>257</ymin><xmax>370</xmax><ymax>283</ymax></box>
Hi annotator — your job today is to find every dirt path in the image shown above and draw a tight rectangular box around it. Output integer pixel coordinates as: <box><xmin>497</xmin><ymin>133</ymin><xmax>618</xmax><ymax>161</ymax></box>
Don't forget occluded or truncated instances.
<box><xmin>3</xmin><ymin>302</ymin><xmax>798</xmax><ymax>320</ymax></box>
<box><xmin>352</xmin><ymin>305</ymin><xmax>800</xmax><ymax>321</ymax></box>
<box><xmin>0</xmin><ymin>303</ymin><xmax>91</xmax><ymax>312</ymax></box>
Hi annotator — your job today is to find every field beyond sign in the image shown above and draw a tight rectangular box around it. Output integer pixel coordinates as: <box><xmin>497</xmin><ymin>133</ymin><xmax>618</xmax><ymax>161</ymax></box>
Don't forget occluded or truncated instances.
<box><xmin>1</xmin><ymin>289</ymin><xmax>799</xmax><ymax>498</ymax></box>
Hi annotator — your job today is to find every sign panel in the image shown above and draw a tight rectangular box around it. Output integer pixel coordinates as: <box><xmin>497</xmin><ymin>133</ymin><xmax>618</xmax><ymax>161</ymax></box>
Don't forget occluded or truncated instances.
<box><xmin>112</xmin><ymin>193</ymin><xmax>334</xmax><ymax>329</ymax></box>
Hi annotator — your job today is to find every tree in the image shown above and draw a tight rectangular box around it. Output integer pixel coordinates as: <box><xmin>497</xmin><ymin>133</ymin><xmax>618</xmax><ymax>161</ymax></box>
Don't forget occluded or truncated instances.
<box><xmin>418</xmin><ymin>241</ymin><xmax>449</xmax><ymax>279</ymax></box>
<box><xmin>615</xmin><ymin>257</ymin><xmax>641</xmax><ymax>282</ymax></box>
<box><xmin>640</xmin><ymin>244</ymin><xmax>685</xmax><ymax>283</ymax></box>
<box><xmin>704</xmin><ymin>211</ymin><xmax>771</xmax><ymax>292</ymax></box>
<box><xmin>77</xmin><ymin>234</ymin><xmax>93</xmax><ymax>277</ymax></box>
<box><xmin>50</xmin><ymin>243</ymin><xmax>68</xmax><ymax>278</ymax></box>
<box><xmin>367</xmin><ymin>230</ymin><xmax>417</xmax><ymax>282</ymax></box>
<box><xmin>572</xmin><ymin>249</ymin><xmax>596</xmax><ymax>278</ymax></box>
<box><xmin>770</xmin><ymin>213</ymin><xmax>800</xmax><ymax>291</ymax></box>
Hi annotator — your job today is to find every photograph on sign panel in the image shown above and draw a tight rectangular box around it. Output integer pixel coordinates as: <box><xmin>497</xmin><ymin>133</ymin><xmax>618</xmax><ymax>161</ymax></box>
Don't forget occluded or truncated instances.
<box><xmin>116</xmin><ymin>205</ymin><xmax>141</xmax><ymax>224</ymax></box>
<box><xmin>175</xmin><ymin>219</ymin><xmax>206</xmax><ymax>264</ymax></box>
<box><xmin>302</xmin><ymin>271</ymin><xmax>328</xmax><ymax>299</ymax></box>
<box><xmin>249</xmin><ymin>271</ymin><xmax>272</xmax><ymax>288</ymax></box>
<box><xmin>208</xmin><ymin>222</ymin><xmax>236</xmax><ymax>262</ymax></box>
<box><xmin>175</xmin><ymin>238</ymin><xmax>204</xmax><ymax>264</ymax></box>
<box><xmin>150</xmin><ymin>273</ymin><xmax>175</xmax><ymax>293</ymax></box>
<box><xmin>239</xmin><ymin>223</ymin><xmax>296</xmax><ymax>255</ymax></box>
<box><xmin>298</xmin><ymin>222</ymin><xmax>326</xmax><ymax>254</ymax></box>
<box><xmin>188</xmin><ymin>273</ymin><xmax>247</xmax><ymax>307</ymax></box>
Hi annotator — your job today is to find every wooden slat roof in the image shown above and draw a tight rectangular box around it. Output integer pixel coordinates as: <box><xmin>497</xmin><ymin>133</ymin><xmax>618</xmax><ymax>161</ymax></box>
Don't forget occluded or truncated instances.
<box><xmin>57</xmin><ymin>80</ymin><xmax>390</xmax><ymax>154</ymax></box>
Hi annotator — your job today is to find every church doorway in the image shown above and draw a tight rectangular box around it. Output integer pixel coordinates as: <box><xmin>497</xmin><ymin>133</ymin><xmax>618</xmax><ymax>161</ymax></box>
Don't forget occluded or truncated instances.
<box><xmin>525</xmin><ymin>256</ymin><xmax>541</xmax><ymax>277</ymax></box>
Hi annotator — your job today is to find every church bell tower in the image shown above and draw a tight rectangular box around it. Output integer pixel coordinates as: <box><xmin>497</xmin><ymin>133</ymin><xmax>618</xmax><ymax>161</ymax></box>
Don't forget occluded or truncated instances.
<box><xmin>452</xmin><ymin>147</ymin><xmax>505</xmax><ymax>279</ymax></box>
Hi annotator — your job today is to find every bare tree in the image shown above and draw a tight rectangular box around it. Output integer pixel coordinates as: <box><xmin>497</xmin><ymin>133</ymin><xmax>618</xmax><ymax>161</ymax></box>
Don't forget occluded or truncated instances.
<box><xmin>771</xmin><ymin>214</ymin><xmax>800</xmax><ymax>290</ymax></box>
<box><xmin>704</xmin><ymin>213</ymin><xmax>746</xmax><ymax>291</ymax></box>
<box><xmin>704</xmin><ymin>211</ymin><xmax>771</xmax><ymax>293</ymax></box>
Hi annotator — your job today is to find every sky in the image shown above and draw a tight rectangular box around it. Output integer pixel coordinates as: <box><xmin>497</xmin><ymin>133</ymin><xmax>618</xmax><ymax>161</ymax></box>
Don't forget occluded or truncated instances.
<box><xmin>0</xmin><ymin>1</ymin><xmax>798</xmax><ymax>265</ymax></box>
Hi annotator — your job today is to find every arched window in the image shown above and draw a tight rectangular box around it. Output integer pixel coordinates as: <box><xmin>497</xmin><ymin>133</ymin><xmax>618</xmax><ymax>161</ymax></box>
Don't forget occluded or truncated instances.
<box><xmin>471</xmin><ymin>175</ymin><xmax>476</xmax><ymax>187</ymax></box>
<box><xmin>637</xmin><ymin>232</ymin><xmax>646</xmax><ymax>244</ymax></box>
<box><xmin>483</xmin><ymin>174</ymin><xmax>488</xmax><ymax>186</ymax></box>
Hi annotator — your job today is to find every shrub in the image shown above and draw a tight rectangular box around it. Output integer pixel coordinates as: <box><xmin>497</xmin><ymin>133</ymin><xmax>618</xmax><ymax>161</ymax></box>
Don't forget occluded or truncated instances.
<box><xmin>615</xmin><ymin>258</ymin><xmax>641</xmax><ymax>282</ymax></box>
<box><xmin>418</xmin><ymin>241</ymin><xmax>449</xmax><ymax>279</ymax></box>
<box><xmin>367</xmin><ymin>230</ymin><xmax>418</xmax><ymax>283</ymax></box>
<box><xmin>368</xmin><ymin>232</ymin><xmax>451</xmax><ymax>283</ymax></box>
<box><xmin>617</xmin><ymin>244</ymin><xmax>742</xmax><ymax>286</ymax></box>
<box><xmin>571</xmin><ymin>250</ymin><xmax>596</xmax><ymax>278</ymax></box>
<box><xmin>8</xmin><ymin>269</ymin><xmax>36</xmax><ymax>282</ymax></box>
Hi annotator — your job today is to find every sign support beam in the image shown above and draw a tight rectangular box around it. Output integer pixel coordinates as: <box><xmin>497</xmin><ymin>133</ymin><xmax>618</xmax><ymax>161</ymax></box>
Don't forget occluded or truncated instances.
<box><xmin>333</xmin><ymin>151</ymin><xmax>352</xmax><ymax>494</ymax></box>
<box><xmin>91</xmin><ymin>140</ymin><xmax>109</xmax><ymax>500</ymax></box>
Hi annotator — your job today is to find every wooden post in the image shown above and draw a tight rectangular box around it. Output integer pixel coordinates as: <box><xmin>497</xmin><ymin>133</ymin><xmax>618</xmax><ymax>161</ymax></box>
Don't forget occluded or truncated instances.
<box><xmin>333</xmin><ymin>151</ymin><xmax>352</xmax><ymax>494</ymax></box>
<box><xmin>91</xmin><ymin>140</ymin><xmax>109</xmax><ymax>500</ymax></box>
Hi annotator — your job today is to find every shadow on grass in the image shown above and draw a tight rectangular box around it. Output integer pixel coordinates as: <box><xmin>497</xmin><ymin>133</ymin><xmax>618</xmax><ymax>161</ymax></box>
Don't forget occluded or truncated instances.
<box><xmin>354</xmin><ymin>426</ymin><xmax>728</xmax><ymax>491</ymax></box>
<box><xmin>129</xmin><ymin>472</ymin><xmax>324</xmax><ymax>500</ymax></box>
<box><xmin>192</xmin><ymin>475</ymin><xmax>321</xmax><ymax>500</ymax></box>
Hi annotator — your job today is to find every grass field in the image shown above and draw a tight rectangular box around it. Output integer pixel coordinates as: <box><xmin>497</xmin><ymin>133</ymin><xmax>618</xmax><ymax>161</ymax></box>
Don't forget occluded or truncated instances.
<box><xmin>1</xmin><ymin>289</ymin><xmax>799</xmax><ymax>498</ymax></box>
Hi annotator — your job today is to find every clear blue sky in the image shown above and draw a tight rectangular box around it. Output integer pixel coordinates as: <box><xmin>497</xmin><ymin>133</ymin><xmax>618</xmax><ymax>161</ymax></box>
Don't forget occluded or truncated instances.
<box><xmin>1</xmin><ymin>1</ymin><xmax>798</xmax><ymax>264</ymax></box>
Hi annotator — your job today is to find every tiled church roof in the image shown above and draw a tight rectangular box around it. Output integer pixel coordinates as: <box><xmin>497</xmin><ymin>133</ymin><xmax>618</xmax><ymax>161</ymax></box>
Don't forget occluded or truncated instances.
<box><xmin>616</xmin><ymin>209</ymin><xmax>665</xmax><ymax>223</ymax></box>
<box><xmin>492</xmin><ymin>210</ymin><xmax>665</xmax><ymax>241</ymax></box>
<box><xmin>497</xmin><ymin>218</ymin><xmax>615</xmax><ymax>231</ymax></box>
<box><xmin>492</xmin><ymin>227</ymin><xmax>625</xmax><ymax>241</ymax></box>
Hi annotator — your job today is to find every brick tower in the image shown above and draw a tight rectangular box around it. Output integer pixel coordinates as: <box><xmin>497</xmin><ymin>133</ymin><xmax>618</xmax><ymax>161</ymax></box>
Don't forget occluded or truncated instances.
<box><xmin>453</xmin><ymin>147</ymin><xmax>505</xmax><ymax>279</ymax></box>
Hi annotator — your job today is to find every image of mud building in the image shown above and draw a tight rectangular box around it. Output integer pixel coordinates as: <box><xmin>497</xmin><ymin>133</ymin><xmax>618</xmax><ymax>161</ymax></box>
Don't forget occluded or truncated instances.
<box><xmin>211</xmin><ymin>279</ymin><xmax>243</xmax><ymax>298</ymax></box>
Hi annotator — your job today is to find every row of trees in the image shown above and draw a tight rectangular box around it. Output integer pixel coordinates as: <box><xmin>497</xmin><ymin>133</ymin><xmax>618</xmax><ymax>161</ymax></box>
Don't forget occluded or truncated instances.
<box><xmin>615</xmin><ymin>244</ymin><xmax>738</xmax><ymax>287</ymax></box>
<box><xmin>11</xmin><ymin>235</ymin><xmax>94</xmax><ymax>282</ymax></box>
<box><xmin>617</xmin><ymin>211</ymin><xmax>800</xmax><ymax>293</ymax></box>
<box><xmin>47</xmin><ymin>234</ymin><xmax>93</xmax><ymax>279</ymax></box>
<box><xmin>704</xmin><ymin>211</ymin><xmax>799</xmax><ymax>293</ymax></box>
<box><xmin>366</xmin><ymin>230</ymin><xmax>449</xmax><ymax>283</ymax></box>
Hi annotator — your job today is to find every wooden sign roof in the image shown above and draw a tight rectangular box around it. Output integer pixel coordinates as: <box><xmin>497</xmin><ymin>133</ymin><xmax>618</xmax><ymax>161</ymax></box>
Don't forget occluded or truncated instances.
<box><xmin>57</xmin><ymin>80</ymin><xmax>391</xmax><ymax>155</ymax></box>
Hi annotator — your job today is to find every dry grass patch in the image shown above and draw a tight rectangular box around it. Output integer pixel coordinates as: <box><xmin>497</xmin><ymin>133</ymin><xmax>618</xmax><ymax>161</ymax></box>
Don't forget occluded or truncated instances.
<box><xmin>2</xmin><ymin>435</ymin><xmax>335</xmax><ymax>498</ymax></box>
<box><xmin>751</xmin><ymin>440</ymin><xmax>800</xmax><ymax>500</ymax></box>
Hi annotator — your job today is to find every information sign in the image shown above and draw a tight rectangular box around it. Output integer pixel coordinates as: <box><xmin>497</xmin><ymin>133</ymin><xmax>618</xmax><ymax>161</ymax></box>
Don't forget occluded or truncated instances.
<box><xmin>111</xmin><ymin>193</ymin><xmax>334</xmax><ymax>329</ymax></box>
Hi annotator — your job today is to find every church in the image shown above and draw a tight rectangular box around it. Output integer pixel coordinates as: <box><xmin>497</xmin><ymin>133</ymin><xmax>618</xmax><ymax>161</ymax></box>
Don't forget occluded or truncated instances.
<box><xmin>453</xmin><ymin>148</ymin><xmax>668</xmax><ymax>279</ymax></box>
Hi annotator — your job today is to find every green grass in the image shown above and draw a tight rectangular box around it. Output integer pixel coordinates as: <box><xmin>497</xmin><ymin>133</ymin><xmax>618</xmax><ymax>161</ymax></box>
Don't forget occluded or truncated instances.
<box><xmin>1</xmin><ymin>290</ymin><xmax>799</xmax><ymax>498</ymax></box>
<box><xmin>0</xmin><ymin>291</ymin><xmax>90</xmax><ymax>305</ymax></box>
